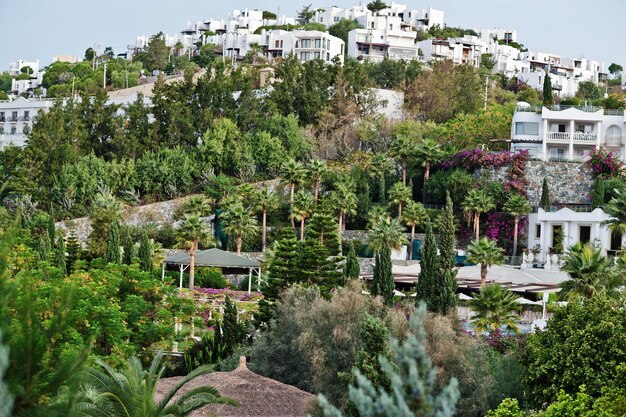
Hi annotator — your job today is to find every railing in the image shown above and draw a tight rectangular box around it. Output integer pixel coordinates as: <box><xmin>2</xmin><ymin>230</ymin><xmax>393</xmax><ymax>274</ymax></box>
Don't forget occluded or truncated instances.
<box><xmin>19</xmin><ymin>116</ymin><xmax>30</xmax><ymax>121</ymax></box>
<box><xmin>604</xmin><ymin>109</ymin><xmax>624</xmax><ymax>116</ymax></box>
<box><xmin>573</xmin><ymin>132</ymin><xmax>596</xmax><ymax>142</ymax></box>
<box><xmin>546</xmin><ymin>104</ymin><xmax>602</xmax><ymax>112</ymax></box>
<box><xmin>546</xmin><ymin>132</ymin><xmax>569</xmax><ymax>141</ymax></box>
<box><xmin>7</xmin><ymin>117</ymin><xmax>17</xmax><ymax>122</ymax></box>
<box><xmin>532</xmin><ymin>204</ymin><xmax>594</xmax><ymax>213</ymax></box>
<box><xmin>515</xmin><ymin>105</ymin><xmax>542</xmax><ymax>112</ymax></box>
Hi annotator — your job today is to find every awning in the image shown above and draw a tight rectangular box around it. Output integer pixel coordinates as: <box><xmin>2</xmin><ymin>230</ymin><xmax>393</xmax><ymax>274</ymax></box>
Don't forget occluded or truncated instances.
<box><xmin>164</xmin><ymin>248</ymin><xmax>259</xmax><ymax>268</ymax></box>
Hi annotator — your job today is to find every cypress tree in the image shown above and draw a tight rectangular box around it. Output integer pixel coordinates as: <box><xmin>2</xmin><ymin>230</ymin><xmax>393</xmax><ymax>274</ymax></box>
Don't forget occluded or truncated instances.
<box><xmin>543</xmin><ymin>72</ymin><xmax>553</xmax><ymax>106</ymax></box>
<box><xmin>65</xmin><ymin>230</ymin><xmax>80</xmax><ymax>271</ymax></box>
<box><xmin>55</xmin><ymin>236</ymin><xmax>67</xmax><ymax>274</ymax></box>
<box><xmin>415</xmin><ymin>222</ymin><xmax>440</xmax><ymax>311</ymax></box>
<box><xmin>121</xmin><ymin>226</ymin><xmax>134</xmax><ymax>265</ymax></box>
<box><xmin>222</xmin><ymin>295</ymin><xmax>241</xmax><ymax>355</ymax></box>
<box><xmin>105</xmin><ymin>220</ymin><xmax>121</xmax><ymax>264</ymax></box>
<box><xmin>592</xmin><ymin>178</ymin><xmax>605</xmax><ymax>208</ymax></box>
<box><xmin>345</xmin><ymin>241</ymin><xmax>360</xmax><ymax>280</ymax></box>
<box><xmin>47</xmin><ymin>207</ymin><xmax>56</xmax><ymax>243</ymax></box>
<box><xmin>138</xmin><ymin>230</ymin><xmax>152</xmax><ymax>273</ymax></box>
<box><xmin>437</xmin><ymin>192</ymin><xmax>458</xmax><ymax>315</ymax></box>
<box><xmin>376</xmin><ymin>245</ymin><xmax>394</xmax><ymax>306</ymax></box>
<box><xmin>38</xmin><ymin>232</ymin><xmax>51</xmax><ymax>262</ymax></box>
<box><xmin>540</xmin><ymin>178</ymin><xmax>550</xmax><ymax>211</ymax></box>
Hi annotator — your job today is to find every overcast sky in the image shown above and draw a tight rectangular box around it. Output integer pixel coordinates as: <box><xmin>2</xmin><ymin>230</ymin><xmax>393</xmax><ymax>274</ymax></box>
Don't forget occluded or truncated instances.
<box><xmin>1</xmin><ymin>0</ymin><xmax>624</xmax><ymax>71</ymax></box>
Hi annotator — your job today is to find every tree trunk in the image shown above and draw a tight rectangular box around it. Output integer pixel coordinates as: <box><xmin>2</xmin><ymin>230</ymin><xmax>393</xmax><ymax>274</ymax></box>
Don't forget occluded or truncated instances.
<box><xmin>314</xmin><ymin>179</ymin><xmax>319</xmax><ymax>203</ymax></box>
<box><xmin>379</xmin><ymin>175</ymin><xmax>385</xmax><ymax>203</ymax></box>
<box><xmin>512</xmin><ymin>217</ymin><xmax>519</xmax><ymax>257</ymax></box>
<box><xmin>262</xmin><ymin>209</ymin><xmax>267</xmax><ymax>252</ymax></box>
<box><xmin>189</xmin><ymin>242</ymin><xmax>196</xmax><ymax>290</ymax></box>
<box><xmin>300</xmin><ymin>218</ymin><xmax>305</xmax><ymax>240</ymax></box>
<box><xmin>402</xmin><ymin>159</ymin><xmax>407</xmax><ymax>186</ymax></box>
<box><xmin>398</xmin><ymin>202</ymin><xmax>403</xmax><ymax>218</ymax></box>
<box><xmin>475</xmin><ymin>212</ymin><xmax>480</xmax><ymax>241</ymax></box>
<box><xmin>290</xmin><ymin>183</ymin><xmax>295</xmax><ymax>227</ymax></box>
<box><xmin>338</xmin><ymin>211</ymin><xmax>343</xmax><ymax>240</ymax></box>
<box><xmin>410</xmin><ymin>224</ymin><xmax>416</xmax><ymax>260</ymax></box>
<box><xmin>480</xmin><ymin>263</ymin><xmax>487</xmax><ymax>286</ymax></box>
<box><xmin>236</xmin><ymin>235</ymin><xmax>243</xmax><ymax>255</ymax></box>
<box><xmin>425</xmin><ymin>162</ymin><xmax>431</xmax><ymax>181</ymax></box>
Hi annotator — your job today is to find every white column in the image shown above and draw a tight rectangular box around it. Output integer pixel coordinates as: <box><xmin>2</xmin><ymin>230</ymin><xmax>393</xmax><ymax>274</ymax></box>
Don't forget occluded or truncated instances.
<box><xmin>540</xmin><ymin>220</ymin><xmax>548</xmax><ymax>262</ymax></box>
<box><xmin>563</xmin><ymin>221</ymin><xmax>570</xmax><ymax>250</ymax></box>
<box><xmin>542</xmin><ymin>119</ymin><xmax>548</xmax><ymax>160</ymax></box>
<box><xmin>179</xmin><ymin>264</ymin><xmax>184</xmax><ymax>290</ymax></box>
<box><xmin>569</xmin><ymin>119</ymin><xmax>575</xmax><ymax>160</ymax></box>
<box><xmin>248</xmin><ymin>269</ymin><xmax>252</xmax><ymax>294</ymax></box>
<box><xmin>596</xmin><ymin>121</ymin><xmax>602</xmax><ymax>150</ymax></box>
<box><xmin>594</xmin><ymin>222</ymin><xmax>601</xmax><ymax>246</ymax></box>
<box><xmin>161</xmin><ymin>263</ymin><xmax>166</xmax><ymax>281</ymax></box>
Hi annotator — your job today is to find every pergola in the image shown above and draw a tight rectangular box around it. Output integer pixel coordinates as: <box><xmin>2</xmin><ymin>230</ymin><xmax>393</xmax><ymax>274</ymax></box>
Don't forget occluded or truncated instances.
<box><xmin>162</xmin><ymin>248</ymin><xmax>262</xmax><ymax>294</ymax></box>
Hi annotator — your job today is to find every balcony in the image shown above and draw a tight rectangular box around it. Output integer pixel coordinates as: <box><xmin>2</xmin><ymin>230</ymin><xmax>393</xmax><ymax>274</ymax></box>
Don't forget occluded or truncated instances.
<box><xmin>7</xmin><ymin>117</ymin><xmax>18</xmax><ymax>122</ymax></box>
<box><xmin>546</xmin><ymin>132</ymin><xmax>597</xmax><ymax>143</ymax></box>
<box><xmin>573</xmin><ymin>132</ymin><xmax>596</xmax><ymax>143</ymax></box>
<box><xmin>19</xmin><ymin>116</ymin><xmax>30</xmax><ymax>121</ymax></box>
<box><xmin>546</xmin><ymin>132</ymin><xmax>569</xmax><ymax>142</ymax></box>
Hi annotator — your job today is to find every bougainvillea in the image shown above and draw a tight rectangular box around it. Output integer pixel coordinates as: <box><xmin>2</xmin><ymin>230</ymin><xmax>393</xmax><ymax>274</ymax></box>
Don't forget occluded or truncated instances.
<box><xmin>585</xmin><ymin>148</ymin><xmax>624</xmax><ymax>178</ymax></box>
<box><xmin>484</xmin><ymin>212</ymin><xmax>527</xmax><ymax>252</ymax></box>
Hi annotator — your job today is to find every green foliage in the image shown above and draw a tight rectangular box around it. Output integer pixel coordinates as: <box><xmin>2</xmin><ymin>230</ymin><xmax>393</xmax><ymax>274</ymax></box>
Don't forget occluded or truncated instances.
<box><xmin>523</xmin><ymin>297</ymin><xmax>626</xmax><ymax>406</ymax></box>
<box><xmin>318</xmin><ymin>304</ymin><xmax>460</xmax><ymax>417</ymax></box>
<box><xmin>517</xmin><ymin>86</ymin><xmax>540</xmax><ymax>105</ymax></box>
<box><xmin>194</xmin><ymin>268</ymin><xmax>227</xmax><ymax>289</ymax></box>
<box><xmin>138</xmin><ymin>230</ymin><xmax>152</xmax><ymax>273</ymax></box>
<box><xmin>354</xmin><ymin>315</ymin><xmax>391</xmax><ymax>391</ymax></box>
<box><xmin>0</xmin><ymin>334</ymin><xmax>10</xmax><ymax>417</ymax></box>
<box><xmin>133</xmin><ymin>32</ymin><xmax>170</xmax><ymax>72</ymax></box>
<box><xmin>437</xmin><ymin>192</ymin><xmax>458</xmax><ymax>315</ymax></box>
<box><xmin>184</xmin><ymin>330</ymin><xmax>228</xmax><ymax>373</ymax></box>
<box><xmin>541</xmin><ymin>177</ymin><xmax>551</xmax><ymax>210</ymax></box>
<box><xmin>543</xmin><ymin>72</ymin><xmax>553</xmax><ymax>105</ymax></box>
<box><xmin>466</xmin><ymin>238</ymin><xmax>504</xmax><ymax>285</ymax></box>
<box><xmin>222</xmin><ymin>296</ymin><xmax>244</xmax><ymax>355</ymax></box>
<box><xmin>439</xmin><ymin>105</ymin><xmax>514</xmax><ymax>151</ymax></box>
<box><xmin>329</xmin><ymin>19</ymin><xmax>363</xmax><ymax>48</ymax></box>
<box><xmin>415</xmin><ymin>222</ymin><xmax>441</xmax><ymax>310</ymax></box>
<box><xmin>576</xmin><ymin>81</ymin><xmax>603</xmax><ymax>100</ymax></box>
<box><xmin>104</xmin><ymin>220</ymin><xmax>121</xmax><ymax>264</ymax></box>
<box><xmin>364</xmin><ymin>58</ymin><xmax>422</xmax><ymax>89</ymax></box>
<box><xmin>54</xmin><ymin>236</ymin><xmax>67</xmax><ymax>274</ymax></box>
<box><xmin>345</xmin><ymin>242</ymin><xmax>360</xmax><ymax>280</ymax></box>
<box><xmin>372</xmin><ymin>245</ymin><xmax>394</xmax><ymax>306</ymax></box>
<box><xmin>425</xmin><ymin>168</ymin><xmax>476</xmax><ymax>205</ymax></box>
<box><xmin>427</xmin><ymin>24</ymin><xmax>478</xmax><ymax>39</ymax></box>
<box><xmin>38</xmin><ymin>231</ymin><xmax>52</xmax><ymax>262</ymax></box>
<box><xmin>486</xmin><ymin>398</ymin><xmax>524</xmax><ymax>417</ymax></box>
<box><xmin>88</xmin><ymin>190</ymin><xmax>122</xmax><ymax>258</ymax></box>
<box><xmin>469</xmin><ymin>284</ymin><xmax>520</xmax><ymax>333</ymax></box>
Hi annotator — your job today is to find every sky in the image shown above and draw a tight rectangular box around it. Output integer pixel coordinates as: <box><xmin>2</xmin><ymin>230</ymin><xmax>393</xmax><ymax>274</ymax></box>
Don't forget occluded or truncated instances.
<box><xmin>0</xmin><ymin>0</ymin><xmax>625</xmax><ymax>71</ymax></box>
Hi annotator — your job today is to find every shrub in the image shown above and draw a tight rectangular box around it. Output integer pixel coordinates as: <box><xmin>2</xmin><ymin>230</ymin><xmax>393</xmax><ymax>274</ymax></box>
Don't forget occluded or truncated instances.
<box><xmin>586</xmin><ymin>148</ymin><xmax>624</xmax><ymax>179</ymax></box>
<box><xmin>194</xmin><ymin>267</ymin><xmax>228</xmax><ymax>289</ymax></box>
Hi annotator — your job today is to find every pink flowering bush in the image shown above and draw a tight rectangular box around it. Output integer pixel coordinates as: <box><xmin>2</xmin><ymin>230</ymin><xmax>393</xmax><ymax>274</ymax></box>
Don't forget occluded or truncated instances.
<box><xmin>196</xmin><ymin>287</ymin><xmax>263</xmax><ymax>302</ymax></box>
<box><xmin>585</xmin><ymin>149</ymin><xmax>624</xmax><ymax>178</ymax></box>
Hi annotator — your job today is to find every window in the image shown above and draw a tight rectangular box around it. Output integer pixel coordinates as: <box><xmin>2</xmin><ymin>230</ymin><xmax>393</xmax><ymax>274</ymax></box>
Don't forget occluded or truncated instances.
<box><xmin>579</xmin><ymin>226</ymin><xmax>591</xmax><ymax>245</ymax></box>
<box><xmin>10</xmin><ymin>126</ymin><xmax>16</xmax><ymax>135</ymax></box>
<box><xmin>536</xmin><ymin>224</ymin><xmax>541</xmax><ymax>239</ymax></box>
<box><xmin>301</xmin><ymin>39</ymin><xmax>311</xmax><ymax>48</ymax></box>
<box><xmin>11</xmin><ymin>111</ymin><xmax>17</xmax><ymax>121</ymax></box>
<box><xmin>558</xmin><ymin>124</ymin><xmax>566</xmax><ymax>133</ymax></box>
<box><xmin>0</xmin><ymin>127</ymin><xmax>4</xmax><ymax>134</ymax></box>
<box><xmin>515</xmin><ymin>122</ymin><xmax>539</xmax><ymax>135</ymax></box>
<box><xmin>334</xmin><ymin>16</ymin><xmax>340</xmax><ymax>22</ymax></box>
<box><xmin>389</xmin><ymin>24</ymin><xmax>393</xmax><ymax>30</ymax></box>
<box><xmin>320</xmin><ymin>17</ymin><xmax>324</xmax><ymax>22</ymax></box>
<box><xmin>314</xmin><ymin>52</ymin><xmax>321</xmax><ymax>59</ymax></box>
<box><xmin>301</xmin><ymin>52</ymin><xmax>310</xmax><ymax>61</ymax></box>
<box><xmin>23</xmin><ymin>110</ymin><xmax>29</xmax><ymax>121</ymax></box>
<box><xmin>550</xmin><ymin>148</ymin><xmax>565</xmax><ymax>159</ymax></box>
<box><xmin>323</xmin><ymin>39</ymin><xmax>326</xmax><ymax>49</ymax></box>
<box><xmin>275</xmin><ymin>40</ymin><xmax>280</xmax><ymax>48</ymax></box>
<box><xmin>576</xmin><ymin>148</ymin><xmax>587</xmax><ymax>158</ymax></box>
<box><xmin>315</xmin><ymin>39</ymin><xmax>321</xmax><ymax>48</ymax></box>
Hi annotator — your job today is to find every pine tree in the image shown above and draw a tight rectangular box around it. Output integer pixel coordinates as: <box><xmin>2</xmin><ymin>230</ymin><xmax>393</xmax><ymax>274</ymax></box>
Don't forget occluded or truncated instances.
<box><xmin>543</xmin><ymin>72</ymin><xmax>553</xmax><ymax>106</ymax></box>
<box><xmin>38</xmin><ymin>232</ymin><xmax>51</xmax><ymax>262</ymax></box>
<box><xmin>121</xmin><ymin>226</ymin><xmax>134</xmax><ymax>265</ymax></box>
<box><xmin>65</xmin><ymin>230</ymin><xmax>80</xmax><ymax>271</ymax></box>
<box><xmin>318</xmin><ymin>304</ymin><xmax>460</xmax><ymax>417</ymax></box>
<box><xmin>307</xmin><ymin>200</ymin><xmax>341</xmax><ymax>256</ymax></box>
<box><xmin>298</xmin><ymin>238</ymin><xmax>344</xmax><ymax>297</ymax></box>
<box><xmin>437</xmin><ymin>192</ymin><xmax>458</xmax><ymax>315</ymax></box>
<box><xmin>345</xmin><ymin>241</ymin><xmax>360</xmax><ymax>280</ymax></box>
<box><xmin>105</xmin><ymin>220</ymin><xmax>121</xmax><ymax>264</ymax></box>
<box><xmin>138</xmin><ymin>230</ymin><xmax>152</xmax><ymax>273</ymax></box>
<box><xmin>541</xmin><ymin>178</ymin><xmax>550</xmax><ymax>211</ymax></box>
<box><xmin>415</xmin><ymin>222</ymin><xmax>440</xmax><ymax>311</ymax></box>
<box><xmin>222</xmin><ymin>295</ymin><xmax>241</xmax><ymax>355</ymax></box>
<box><xmin>373</xmin><ymin>245</ymin><xmax>394</xmax><ymax>306</ymax></box>
<box><xmin>47</xmin><ymin>207</ymin><xmax>56</xmax><ymax>243</ymax></box>
<box><xmin>354</xmin><ymin>315</ymin><xmax>391</xmax><ymax>391</ymax></box>
<box><xmin>55</xmin><ymin>236</ymin><xmax>67</xmax><ymax>274</ymax></box>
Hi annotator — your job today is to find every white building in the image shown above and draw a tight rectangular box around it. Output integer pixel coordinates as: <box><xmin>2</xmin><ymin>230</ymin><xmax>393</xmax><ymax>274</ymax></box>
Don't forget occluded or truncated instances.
<box><xmin>313</xmin><ymin>5</ymin><xmax>369</xmax><ymax>27</ymax></box>
<box><xmin>527</xmin><ymin>207</ymin><xmax>622</xmax><ymax>263</ymax></box>
<box><xmin>8</xmin><ymin>59</ymin><xmax>46</xmax><ymax>97</ymax></box>
<box><xmin>0</xmin><ymin>97</ymin><xmax>54</xmax><ymax>148</ymax></box>
<box><xmin>418</xmin><ymin>35</ymin><xmax>488</xmax><ymax>67</ymax></box>
<box><xmin>510</xmin><ymin>103</ymin><xmax>625</xmax><ymax>161</ymax></box>
<box><xmin>475</xmin><ymin>28</ymin><xmax>517</xmax><ymax>44</ymax></box>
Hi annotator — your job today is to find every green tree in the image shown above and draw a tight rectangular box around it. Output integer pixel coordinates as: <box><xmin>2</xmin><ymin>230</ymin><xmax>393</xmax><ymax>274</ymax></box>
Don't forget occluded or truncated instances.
<box><xmin>602</xmin><ymin>189</ymin><xmax>626</xmax><ymax>236</ymax></box>
<box><xmin>138</xmin><ymin>230</ymin><xmax>153</xmax><ymax>273</ymax></box>
<box><xmin>104</xmin><ymin>220</ymin><xmax>121</xmax><ymax>264</ymax></box>
<box><xmin>176</xmin><ymin>215</ymin><xmax>213</xmax><ymax>289</ymax></box>
<box><xmin>388</xmin><ymin>182</ymin><xmax>412</xmax><ymax>217</ymax></box>
<box><xmin>121</xmin><ymin>226</ymin><xmax>134</xmax><ymax>265</ymax></box>
<box><xmin>291</xmin><ymin>190</ymin><xmax>314</xmax><ymax>241</ymax></box>
<box><xmin>389</xmin><ymin>134</ymin><xmax>417</xmax><ymax>186</ymax></box>
<box><xmin>297</xmin><ymin>4</ymin><xmax>315</xmax><ymax>24</ymax></box>
<box><xmin>307</xmin><ymin>200</ymin><xmax>341</xmax><ymax>256</ymax></box>
<box><xmin>609</xmin><ymin>63</ymin><xmax>623</xmax><ymax>76</ymax></box>
<box><xmin>222</xmin><ymin>295</ymin><xmax>242</xmax><ymax>355</ymax></box>
<box><xmin>415</xmin><ymin>137</ymin><xmax>444</xmax><ymax>181</ymax></box>
<box><xmin>503</xmin><ymin>194</ymin><xmax>531</xmax><ymax>257</ymax></box>
<box><xmin>415</xmin><ymin>222</ymin><xmax>441</xmax><ymax>312</ymax></box>
<box><xmin>318</xmin><ymin>304</ymin><xmax>460</xmax><ymax>417</ymax></box>
<box><xmin>88</xmin><ymin>190</ymin><xmax>122</xmax><ymax>258</ymax></box>
<box><xmin>354</xmin><ymin>315</ymin><xmax>391</xmax><ymax>391</ymax></box>
<box><xmin>329</xmin><ymin>19</ymin><xmax>362</xmax><ymax>47</ymax></box>
<box><xmin>65</xmin><ymin>230</ymin><xmax>81</xmax><ymax>271</ymax></box>
<box><xmin>345</xmin><ymin>242</ymin><xmax>360</xmax><ymax>280</ymax></box>
<box><xmin>435</xmin><ymin>193</ymin><xmax>458</xmax><ymax>315</ymax></box>
<box><xmin>372</xmin><ymin>245</ymin><xmax>394</xmax><ymax>305</ymax></box>
<box><xmin>543</xmin><ymin>72</ymin><xmax>553</xmax><ymax>105</ymax></box>
<box><xmin>0</xmin><ymin>332</ymin><xmax>12</xmax><ymax>417</ymax></box>
<box><xmin>541</xmin><ymin>177</ymin><xmax>551</xmax><ymax>210</ymax></box>
<box><xmin>331</xmin><ymin>182</ymin><xmax>357</xmax><ymax>240</ymax></box>
<box><xmin>47</xmin><ymin>207</ymin><xmax>56</xmax><ymax>243</ymax></box>
<box><xmin>401</xmin><ymin>200</ymin><xmax>428</xmax><ymax>258</ymax></box>
<box><xmin>486</xmin><ymin>398</ymin><xmax>524</xmax><ymax>417</ymax></box>
<box><xmin>367</xmin><ymin>0</ymin><xmax>389</xmax><ymax>12</ymax></box>
<box><xmin>54</xmin><ymin>236</ymin><xmax>67</xmax><ymax>274</ymax></box>
<box><xmin>82</xmin><ymin>353</ymin><xmax>235</xmax><ymax>416</ymax></box>
<box><xmin>38</xmin><ymin>232</ymin><xmax>52</xmax><ymax>262</ymax></box>
<box><xmin>282</xmin><ymin>158</ymin><xmax>305</xmax><ymax>226</ymax></box>
<box><xmin>523</xmin><ymin>297</ymin><xmax>626</xmax><ymax>406</ymax></box>
<box><xmin>221</xmin><ymin>201</ymin><xmax>259</xmax><ymax>254</ymax></box>
<box><xmin>463</xmin><ymin>189</ymin><xmax>495</xmax><ymax>241</ymax></box>
<box><xmin>368</xmin><ymin>217</ymin><xmax>408</xmax><ymax>254</ymax></box>
<box><xmin>469</xmin><ymin>284</ymin><xmax>520</xmax><ymax>333</ymax></box>
<box><xmin>307</xmin><ymin>159</ymin><xmax>327</xmax><ymax>203</ymax></box>
<box><xmin>255</xmin><ymin>187</ymin><xmax>279</xmax><ymax>252</ymax></box>
<box><xmin>134</xmin><ymin>32</ymin><xmax>170</xmax><ymax>72</ymax></box>
<box><xmin>467</xmin><ymin>238</ymin><xmax>504</xmax><ymax>286</ymax></box>
<box><xmin>369</xmin><ymin>153</ymin><xmax>394</xmax><ymax>203</ymax></box>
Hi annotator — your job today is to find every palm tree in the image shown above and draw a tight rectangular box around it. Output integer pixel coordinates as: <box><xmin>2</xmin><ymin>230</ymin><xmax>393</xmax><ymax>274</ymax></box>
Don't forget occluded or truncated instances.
<box><xmin>368</xmin><ymin>217</ymin><xmax>408</xmax><ymax>254</ymax></box>
<box><xmin>221</xmin><ymin>201</ymin><xmax>259</xmax><ymax>255</ymax></box>
<box><xmin>307</xmin><ymin>159</ymin><xmax>327</xmax><ymax>203</ymax></box>
<box><xmin>367</xmin><ymin>205</ymin><xmax>391</xmax><ymax>229</ymax></box>
<box><xmin>467</xmin><ymin>237</ymin><xmax>504</xmax><ymax>286</ymax></box>
<box><xmin>402</xmin><ymin>200</ymin><xmax>429</xmax><ymax>258</ymax></box>
<box><xmin>281</xmin><ymin>158</ymin><xmax>305</xmax><ymax>226</ymax></box>
<box><xmin>559</xmin><ymin>242</ymin><xmax>625</xmax><ymax>300</ymax></box>
<box><xmin>291</xmin><ymin>190</ymin><xmax>314</xmax><ymax>240</ymax></box>
<box><xmin>331</xmin><ymin>182</ymin><xmax>357</xmax><ymax>238</ymax></box>
<box><xmin>255</xmin><ymin>187</ymin><xmax>279</xmax><ymax>252</ymax></box>
<box><xmin>603</xmin><ymin>188</ymin><xmax>626</xmax><ymax>246</ymax></box>
<box><xmin>415</xmin><ymin>138</ymin><xmax>444</xmax><ymax>181</ymax></box>
<box><xmin>83</xmin><ymin>353</ymin><xmax>236</xmax><ymax>417</ymax></box>
<box><xmin>469</xmin><ymin>284</ymin><xmax>521</xmax><ymax>334</ymax></box>
<box><xmin>369</xmin><ymin>153</ymin><xmax>394</xmax><ymax>203</ymax></box>
<box><xmin>389</xmin><ymin>134</ymin><xmax>417</xmax><ymax>186</ymax></box>
<box><xmin>462</xmin><ymin>189</ymin><xmax>495</xmax><ymax>241</ymax></box>
<box><xmin>503</xmin><ymin>194</ymin><xmax>531</xmax><ymax>257</ymax></box>
<box><xmin>177</xmin><ymin>214</ymin><xmax>214</xmax><ymax>290</ymax></box>
<box><xmin>388</xmin><ymin>182</ymin><xmax>412</xmax><ymax>217</ymax></box>
<box><xmin>184</xmin><ymin>195</ymin><xmax>212</xmax><ymax>217</ymax></box>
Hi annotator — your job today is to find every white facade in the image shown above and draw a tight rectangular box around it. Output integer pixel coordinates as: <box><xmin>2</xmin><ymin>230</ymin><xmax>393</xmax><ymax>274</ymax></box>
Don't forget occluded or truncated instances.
<box><xmin>8</xmin><ymin>59</ymin><xmax>46</xmax><ymax>97</ymax></box>
<box><xmin>475</xmin><ymin>28</ymin><xmax>517</xmax><ymax>44</ymax></box>
<box><xmin>312</xmin><ymin>5</ymin><xmax>369</xmax><ymax>27</ymax></box>
<box><xmin>418</xmin><ymin>35</ymin><xmax>488</xmax><ymax>66</ymax></box>
<box><xmin>9</xmin><ymin>59</ymin><xmax>40</xmax><ymax>76</ymax></box>
<box><xmin>373</xmin><ymin>88</ymin><xmax>404</xmax><ymax>120</ymax></box>
<box><xmin>0</xmin><ymin>97</ymin><xmax>54</xmax><ymax>148</ymax></box>
<box><xmin>527</xmin><ymin>207</ymin><xmax>622</xmax><ymax>263</ymax></box>
<box><xmin>510</xmin><ymin>104</ymin><xmax>626</xmax><ymax>161</ymax></box>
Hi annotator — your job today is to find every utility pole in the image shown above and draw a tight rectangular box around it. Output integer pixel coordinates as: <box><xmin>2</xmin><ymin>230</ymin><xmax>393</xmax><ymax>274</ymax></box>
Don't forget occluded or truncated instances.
<box><xmin>124</xmin><ymin>59</ymin><xmax>129</xmax><ymax>89</ymax></box>
<box><xmin>483</xmin><ymin>74</ymin><xmax>489</xmax><ymax>111</ymax></box>
<box><xmin>103</xmin><ymin>62</ymin><xmax>107</xmax><ymax>89</ymax></box>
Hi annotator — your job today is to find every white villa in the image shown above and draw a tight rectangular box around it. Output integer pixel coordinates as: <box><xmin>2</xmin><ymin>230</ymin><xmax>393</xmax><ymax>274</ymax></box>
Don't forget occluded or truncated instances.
<box><xmin>510</xmin><ymin>104</ymin><xmax>626</xmax><ymax>161</ymax></box>
<box><xmin>0</xmin><ymin>97</ymin><xmax>53</xmax><ymax>148</ymax></box>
